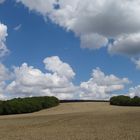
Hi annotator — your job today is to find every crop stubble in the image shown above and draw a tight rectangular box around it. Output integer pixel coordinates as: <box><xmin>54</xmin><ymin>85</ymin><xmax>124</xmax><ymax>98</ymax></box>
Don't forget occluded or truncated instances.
<box><xmin>0</xmin><ymin>102</ymin><xmax>139</xmax><ymax>140</ymax></box>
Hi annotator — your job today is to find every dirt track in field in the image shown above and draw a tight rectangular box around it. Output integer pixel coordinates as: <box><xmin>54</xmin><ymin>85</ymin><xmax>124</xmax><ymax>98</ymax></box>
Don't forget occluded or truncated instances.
<box><xmin>0</xmin><ymin>102</ymin><xmax>139</xmax><ymax>140</ymax></box>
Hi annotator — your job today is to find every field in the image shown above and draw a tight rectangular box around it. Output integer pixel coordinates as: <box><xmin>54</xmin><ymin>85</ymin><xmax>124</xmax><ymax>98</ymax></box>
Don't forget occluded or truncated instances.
<box><xmin>0</xmin><ymin>102</ymin><xmax>139</xmax><ymax>140</ymax></box>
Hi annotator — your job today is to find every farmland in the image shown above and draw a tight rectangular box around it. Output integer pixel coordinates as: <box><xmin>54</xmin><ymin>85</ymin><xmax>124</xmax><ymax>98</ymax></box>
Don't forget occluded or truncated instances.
<box><xmin>0</xmin><ymin>102</ymin><xmax>139</xmax><ymax>140</ymax></box>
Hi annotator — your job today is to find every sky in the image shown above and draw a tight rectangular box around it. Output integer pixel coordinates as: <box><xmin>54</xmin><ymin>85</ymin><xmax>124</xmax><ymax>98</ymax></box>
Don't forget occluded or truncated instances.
<box><xmin>0</xmin><ymin>0</ymin><xmax>140</xmax><ymax>100</ymax></box>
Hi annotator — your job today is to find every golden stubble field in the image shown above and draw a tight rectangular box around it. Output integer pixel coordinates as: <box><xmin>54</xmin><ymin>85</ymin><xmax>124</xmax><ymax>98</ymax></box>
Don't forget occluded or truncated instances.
<box><xmin>0</xmin><ymin>102</ymin><xmax>139</xmax><ymax>140</ymax></box>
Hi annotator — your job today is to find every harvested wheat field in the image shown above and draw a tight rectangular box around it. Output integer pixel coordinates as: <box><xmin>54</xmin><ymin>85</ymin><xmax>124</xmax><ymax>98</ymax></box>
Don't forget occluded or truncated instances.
<box><xmin>0</xmin><ymin>102</ymin><xmax>139</xmax><ymax>140</ymax></box>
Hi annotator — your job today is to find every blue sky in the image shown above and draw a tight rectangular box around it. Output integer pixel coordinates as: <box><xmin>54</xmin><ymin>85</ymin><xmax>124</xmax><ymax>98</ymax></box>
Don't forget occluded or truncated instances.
<box><xmin>0</xmin><ymin>0</ymin><xmax>140</xmax><ymax>100</ymax></box>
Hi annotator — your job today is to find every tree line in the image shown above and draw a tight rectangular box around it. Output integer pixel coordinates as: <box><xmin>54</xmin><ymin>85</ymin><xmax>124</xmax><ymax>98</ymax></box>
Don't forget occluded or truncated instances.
<box><xmin>110</xmin><ymin>95</ymin><xmax>140</xmax><ymax>106</ymax></box>
<box><xmin>0</xmin><ymin>96</ymin><xmax>59</xmax><ymax>115</ymax></box>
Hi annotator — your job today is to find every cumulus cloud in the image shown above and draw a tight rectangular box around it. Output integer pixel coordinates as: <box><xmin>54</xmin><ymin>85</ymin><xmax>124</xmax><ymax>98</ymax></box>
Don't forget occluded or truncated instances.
<box><xmin>0</xmin><ymin>63</ymin><xmax>10</xmax><ymax>81</ymax></box>
<box><xmin>16</xmin><ymin>0</ymin><xmax>140</xmax><ymax>53</ymax></box>
<box><xmin>128</xmin><ymin>85</ymin><xmax>140</xmax><ymax>98</ymax></box>
<box><xmin>79</xmin><ymin>68</ymin><xmax>130</xmax><ymax>100</ymax></box>
<box><xmin>108</xmin><ymin>33</ymin><xmax>140</xmax><ymax>56</ymax></box>
<box><xmin>131</xmin><ymin>58</ymin><xmax>140</xmax><ymax>70</ymax></box>
<box><xmin>0</xmin><ymin>23</ymin><xmax>9</xmax><ymax>57</ymax></box>
<box><xmin>6</xmin><ymin>56</ymin><xmax>78</xmax><ymax>99</ymax></box>
<box><xmin>0</xmin><ymin>63</ymin><xmax>11</xmax><ymax>100</ymax></box>
<box><xmin>0</xmin><ymin>23</ymin><xmax>10</xmax><ymax>98</ymax></box>
<box><xmin>43</xmin><ymin>56</ymin><xmax>75</xmax><ymax>79</ymax></box>
<box><xmin>80</xmin><ymin>33</ymin><xmax>108</xmax><ymax>49</ymax></box>
<box><xmin>0</xmin><ymin>56</ymin><xmax>130</xmax><ymax>100</ymax></box>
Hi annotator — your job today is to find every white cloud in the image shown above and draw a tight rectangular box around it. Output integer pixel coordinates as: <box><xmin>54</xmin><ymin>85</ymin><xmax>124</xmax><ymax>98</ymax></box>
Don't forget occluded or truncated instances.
<box><xmin>0</xmin><ymin>23</ymin><xmax>9</xmax><ymax>57</ymax></box>
<box><xmin>131</xmin><ymin>58</ymin><xmax>140</xmax><ymax>70</ymax></box>
<box><xmin>128</xmin><ymin>85</ymin><xmax>140</xmax><ymax>98</ymax></box>
<box><xmin>0</xmin><ymin>63</ymin><xmax>10</xmax><ymax>81</ymax></box>
<box><xmin>0</xmin><ymin>56</ymin><xmax>130</xmax><ymax>100</ymax></box>
<box><xmin>80</xmin><ymin>33</ymin><xmax>108</xmax><ymax>49</ymax></box>
<box><xmin>79</xmin><ymin>68</ymin><xmax>130</xmax><ymax>100</ymax></box>
<box><xmin>6</xmin><ymin>56</ymin><xmax>77</xmax><ymax>100</ymax></box>
<box><xmin>0</xmin><ymin>23</ymin><xmax>10</xmax><ymax>99</ymax></box>
<box><xmin>108</xmin><ymin>33</ymin><xmax>140</xmax><ymax>56</ymax></box>
<box><xmin>0</xmin><ymin>54</ymin><xmax>130</xmax><ymax>100</ymax></box>
<box><xmin>14</xmin><ymin>24</ymin><xmax>22</xmax><ymax>31</ymax></box>
<box><xmin>0</xmin><ymin>0</ymin><xmax>5</xmax><ymax>4</ymax></box>
<box><xmin>17</xmin><ymin>0</ymin><xmax>140</xmax><ymax>53</ymax></box>
<box><xmin>43</xmin><ymin>56</ymin><xmax>75</xmax><ymax>79</ymax></box>
<box><xmin>0</xmin><ymin>63</ymin><xmax>11</xmax><ymax>100</ymax></box>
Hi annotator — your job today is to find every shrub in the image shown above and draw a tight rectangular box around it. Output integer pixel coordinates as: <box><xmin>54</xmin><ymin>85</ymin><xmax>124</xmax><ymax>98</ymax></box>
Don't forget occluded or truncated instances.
<box><xmin>0</xmin><ymin>96</ymin><xmax>59</xmax><ymax>115</ymax></box>
<box><xmin>110</xmin><ymin>95</ymin><xmax>140</xmax><ymax>106</ymax></box>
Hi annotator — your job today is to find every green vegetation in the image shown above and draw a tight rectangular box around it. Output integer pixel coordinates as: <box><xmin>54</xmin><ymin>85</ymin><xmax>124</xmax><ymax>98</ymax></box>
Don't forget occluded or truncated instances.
<box><xmin>110</xmin><ymin>95</ymin><xmax>140</xmax><ymax>106</ymax></box>
<box><xmin>0</xmin><ymin>96</ymin><xmax>59</xmax><ymax>115</ymax></box>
